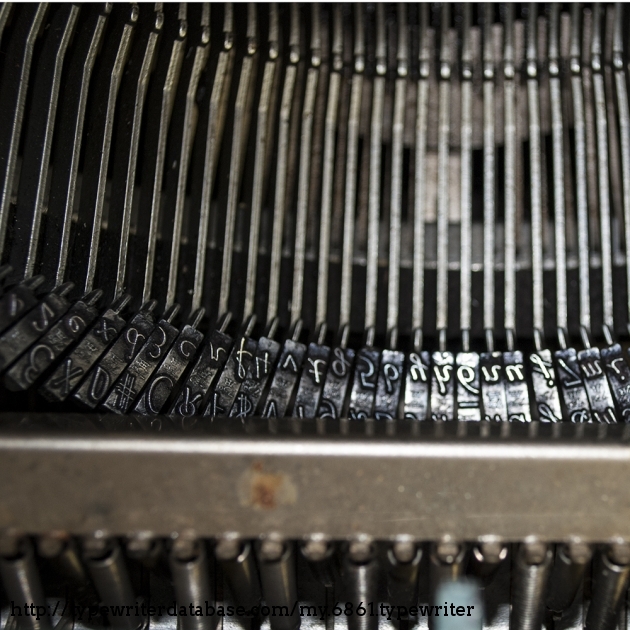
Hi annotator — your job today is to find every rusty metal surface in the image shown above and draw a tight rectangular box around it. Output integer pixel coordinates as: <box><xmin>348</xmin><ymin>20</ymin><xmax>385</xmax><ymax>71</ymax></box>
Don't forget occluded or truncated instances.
<box><xmin>0</xmin><ymin>415</ymin><xmax>629</xmax><ymax>542</ymax></box>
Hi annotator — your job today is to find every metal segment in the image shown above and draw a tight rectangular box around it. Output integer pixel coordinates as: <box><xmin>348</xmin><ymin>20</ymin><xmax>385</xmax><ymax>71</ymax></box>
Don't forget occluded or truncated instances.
<box><xmin>413</xmin><ymin>5</ymin><xmax>430</xmax><ymax>346</ymax></box>
<box><xmin>504</xmin><ymin>4</ymin><xmax>517</xmax><ymax>345</ymax></box>
<box><xmin>109</xmin><ymin>7</ymin><xmax>163</xmax><ymax>301</ymax></box>
<box><xmin>527</xmin><ymin>4</ymin><xmax>545</xmax><ymax>340</ymax></box>
<box><xmin>192</xmin><ymin>42</ymin><xmax>234</xmax><ymax>313</ymax></box>
<box><xmin>290</xmin><ymin>66</ymin><xmax>319</xmax><ymax>325</ymax></box>
<box><xmin>460</xmin><ymin>5</ymin><xmax>473</xmax><ymax>347</ymax></box>
<box><xmin>79</xmin><ymin>6</ymin><xmax>137</xmax><ymax>293</ymax></box>
<box><xmin>571</xmin><ymin>4</ymin><xmax>591</xmax><ymax>336</ymax></box>
<box><xmin>137</xmin><ymin>4</ymin><xmax>186</xmax><ymax>304</ymax></box>
<box><xmin>243</xmin><ymin>42</ymin><xmax>276</xmax><ymax>318</ymax></box>
<box><xmin>364</xmin><ymin>4</ymin><xmax>386</xmax><ymax>336</ymax></box>
<box><xmin>0</xmin><ymin>4</ymin><xmax>13</xmax><ymax>47</ymax></box>
<box><xmin>0</xmin><ymin>4</ymin><xmax>48</xmax><ymax>264</ymax></box>
<box><xmin>166</xmin><ymin>6</ymin><xmax>210</xmax><ymax>309</ymax></box>
<box><xmin>614</xmin><ymin>5</ymin><xmax>630</xmax><ymax>335</ymax></box>
<box><xmin>10</xmin><ymin>5</ymin><xmax>79</xmax><ymax>281</ymax></box>
<box><xmin>267</xmin><ymin>61</ymin><xmax>297</xmax><ymax>323</ymax></box>
<box><xmin>218</xmin><ymin>4</ymin><xmax>257</xmax><ymax>316</ymax></box>
<box><xmin>591</xmin><ymin>4</ymin><xmax>615</xmax><ymax>334</ymax></box>
<box><xmin>436</xmin><ymin>4</ymin><xmax>451</xmax><ymax>343</ymax></box>
<box><xmin>41</xmin><ymin>5</ymin><xmax>110</xmax><ymax>288</ymax></box>
<box><xmin>0</xmin><ymin>539</ymin><xmax>51</xmax><ymax>630</ymax></box>
<box><xmin>387</xmin><ymin>4</ymin><xmax>407</xmax><ymax>341</ymax></box>
<box><xmin>316</xmin><ymin>12</ymin><xmax>341</xmax><ymax>328</ymax></box>
<box><xmin>510</xmin><ymin>543</ymin><xmax>552</xmax><ymax>630</ymax></box>
<box><xmin>483</xmin><ymin>3</ymin><xmax>496</xmax><ymax>346</ymax></box>
<box><xmin>339</xmin><ymin>5</ymin><xmax>365</xmax><ymax>331</ymax></box>
<box><xmin>550</xmin><ymin>4</ymin><xmax>568</xmax><ymax>341</ymax></box>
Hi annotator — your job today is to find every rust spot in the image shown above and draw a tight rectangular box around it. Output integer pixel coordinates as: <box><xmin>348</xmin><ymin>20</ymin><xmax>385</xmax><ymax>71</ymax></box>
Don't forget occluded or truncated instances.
<box><xmin>250</xmin><ymin>471</ymin><xmax>284</xmax><ymax>509</ymax></box>
<box><xmin>238</xmin><ymin>463</ymin><xmax>297</xmax><ymax>510</ymax></box>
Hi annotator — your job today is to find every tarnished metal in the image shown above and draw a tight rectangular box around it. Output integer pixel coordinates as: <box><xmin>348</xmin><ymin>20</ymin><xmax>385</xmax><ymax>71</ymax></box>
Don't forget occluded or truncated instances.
<box><xmin>0</xmin><ymin>417</ymin><xmax>629</xmax><ymax>541</ymax></box>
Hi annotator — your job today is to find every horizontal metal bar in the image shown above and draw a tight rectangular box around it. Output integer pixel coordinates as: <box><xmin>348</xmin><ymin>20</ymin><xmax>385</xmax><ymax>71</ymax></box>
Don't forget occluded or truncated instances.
<box><xmin>0</xmin><ymin>415</ymin><xmax>629</xmax><ymax>542</ymax></box>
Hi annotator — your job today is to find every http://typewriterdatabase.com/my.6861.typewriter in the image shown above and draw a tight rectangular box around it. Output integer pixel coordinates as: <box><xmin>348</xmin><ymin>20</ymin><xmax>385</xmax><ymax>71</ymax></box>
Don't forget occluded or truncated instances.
<box><xmin>4</xmin><ymin>3</ymin><xmax>630</xmax><ymax>630</ymax></box>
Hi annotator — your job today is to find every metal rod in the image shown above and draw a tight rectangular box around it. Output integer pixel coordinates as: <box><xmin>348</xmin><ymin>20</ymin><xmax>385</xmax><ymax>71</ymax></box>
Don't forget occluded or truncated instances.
<box><xmin>546</xmin><ymin>542</ymin><xmax>591</xmax><ymax>613</ymax></box>
<box><xmin>223</xmin><ymin>3</ymin><xmax>233</xmax><ymax>51</ymax></box>
<box><xmin>256</xmin><ymin>539</ymin><xmax>300</xmax><ymax>630</ymax></box>
<box><xmin>216</xmin><ymin>537</ymin><xmax>261</xmax><ymax>611</ymax></box>
<box><xmin>613</xmin><ymin>4</ymin><xmax>630</xmax><ymax>335</ymax></box>
<box><xmin>468</xmin><ymin>541</ymin><xmax>508</xmax><ymax>584</ymax></box>
<box><xmin>82</xmin><ymin>8</ymin><xmax>136</xmax><ymax>293</ymax></box>
<box><xmin>510</xmin><ymin>541</ymin><xmax>552</xmax><ymax>630</ymax></box>
<box><xmin>38</xmin><ymin>535</ymin><xmax>96</xmax><ymax>604</ymax></box>
<box><xmin>571</xmin><ymin>4</ymin><xmax>591</xmax><ymax>336</ymax></box>
<box><xmin>169</xmin><ymin>538</ymin><xmax>218</xmax><ymax>630</ymax></box>
<box><xmin>592</xmin><ymin>3</ymin><xmax>615</xmax><ymax>335</ymax></box>
<box><xmin>267</xmin><ymin>60</ymin><xmax>297</xmax><ymax>323</ymax></box>
<box><xmin>460</xmin><ymin>5</ymin><xmax>473</xmax><ymax>348</ymax></box>
<box><xmin>0</xmin><ymin>4</ymin><xmax>12</xmax><ymax>46</ymax></box>
<box><xmin>140</xmin><ymin>9</ymin><xmax>187</xmax><ymax>304</ymax></box>
<box><xmin>40</xmin><ymin>5</ymin><xmax>110</xmax><ymax>287</ymax></box>
<box><xmin>527</xmin><ymin>4</ymin><xmax>545</xmax><ymax>340</ymax></box>
<box><xmin>413</xmin><ymin>6</ymin><xmax>430</xmax><ymax>347</ymax></box>
<box><xmin>504</xmin><ymin>4</ymin><xmax>517</xmax><ymax>348</ymax></box>
<box><xmin>0</xmin><ymin>4</ymin><xmax>48</xmax><ymax>263</ymax></box>
<box><xmin>436</xmin><ymin>4</ymin><xmax>451</xmax><ymax>342</ymax></box>
<box><xmin>483</xmin><ymin>4</ymin><xmax>496</xmax><ymax>346</ymax></box>
<box><xmin>218</xmin><ymin>5</ymin><xmax>257</xmax><ymax>316</ymax></box>
<box><xmin>192</xmin><ymin>45</ymin><xmax>233</xmax><ymax>312</ymax></box>
<box><xmin>310</xmin><ymin>3</ymin><xmax>321</xmax><ymax>68</ymax></box>
<box><xmin>167</xmin><ymin>12</ymin><xmax>210</xmax><ymax>309</ymax></box>
<box><xmin>112</xmin><ymin>9</ymin><xmax>162</xmax><ymax>301</ymax></box>
<box><xmin>12</xmin><ymin>5</ymin><xmax>79</xmax><ymax>281</ymax></box>
<box><xmin>0</xmin><ymin>538</ymin><xmax>52</xmax><ymax>630</ymax></box>
<box><xmin>290</xmin><ymin>64</ymin><xmax>319</xmax><ymax>325</ymax></box>
<box><xmin>339</xmin><ymin>5</ymin><xmax>364</xmax><ymax>330</ymax></box>
<box><xmin>244</xmin><ymin>29</ymin><xmax>276</xmax><ymax>318</ymax></box>
<box><xmin>396</xmin><ymin>2</ymin><xmax>408</xmax><ymax>78</ymax></box>
<box><xmin>342</xmin><ymin>540</ymin><xmax>379</xmax><ymax>630</ymax></box>
<box><xmin>301</xmin><ymin>537</ymin><xmax>338</xmax><ymax>589</ymax></box>
<box><xmin>386</xmin><ymin>540</ymin><xmax>422</xmax><ymax>611</ymax></box>
<box><xmin>585</xmin><ymin>544</ymin><xmax>630</xmax><ymax>630</ymax></box>
<box><xmin>84</xmin><ymin>539</ymin><xmax>139</xmax><ymax>630</ymax></box>
<box><xmin>387</xmin><ymin>4</ymin><xmax>407</xmax><ymax>340</ymax></box>
<box><xmin>550</xmin><ymin>4</ymin><xmax>568</xmax><ymax>341</ymax></box>
<box><xmin>365</xmin><ymin>4</ymin><xmax>386</xmax><ymax>335</ymax></box>
<box><xmin>316</xmin><ymin>11</ymin><xmax>342</xmax><ymax>327</ymax></box>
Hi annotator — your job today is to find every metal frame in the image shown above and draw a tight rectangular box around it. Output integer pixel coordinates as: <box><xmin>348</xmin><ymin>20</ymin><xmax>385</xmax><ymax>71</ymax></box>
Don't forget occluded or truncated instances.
<box><xmin>1</xmin><ymin>415</ymin><xmax>630</xmax><ymax>542</ymax></box>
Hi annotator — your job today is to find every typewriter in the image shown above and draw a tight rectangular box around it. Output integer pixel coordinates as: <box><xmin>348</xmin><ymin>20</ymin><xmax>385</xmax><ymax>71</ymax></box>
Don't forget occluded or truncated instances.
<box><xmin>1</xmin><ymin>3</ymin><xmax>630</xmax><ymax>629</ymax></box>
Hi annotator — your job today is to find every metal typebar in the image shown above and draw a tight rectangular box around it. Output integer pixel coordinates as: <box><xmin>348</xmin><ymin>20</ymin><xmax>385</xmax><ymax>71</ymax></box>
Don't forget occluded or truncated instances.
<box><xmin>364</xmin><ymin>4</ymin><xmax>386</xmax><ymax>337</ymax></box>
<box><xmin>412</xmin><ymin>6</ymin><xmax>430</xmax><ymax>348</ymax></box>
<box><xmin>504</xmin><ymin>4</ymin><xmax>517</xmax><ymax>348</ymax></box>
<box><xmin>528</xmin><ymin>4</ymin><xmax>545</xmax><ymax>343</ymax></box>
<box><xmin>460</xmin><ymin>5</ymin><xmax>473</xmax><ymax>349</ymax></box>
<box><xmin>0</xmin><ymin>4</ymin><xmax>48</xmax><ymax>263</ymax></box>
<box><xmin>435</xmin><ymin>5</ymin><xmax>451</xmax><ymax>346</ymax></box>
<box><xmin>218</xmin><ymin>4</ymin><xmax>258</xmax><ymax>318</ymax></box>
<box><xmin>315</xmin><ymin>6</ymin><xmax>342</xmax><ymax>330</ymax></box>
<box><xmin>483</xmin><ymin>3</ymin><xmax>496</xmax><ymax>347</ymax></box>
<box><xmin>339</xmin><ymin>6</ymin><xmax>364</xmax><ymax>331</ymax></box>
<box><xmin>592</xmin><ymin>4</ymin><xmax>615</xmax><ymax>337</ymax></box>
